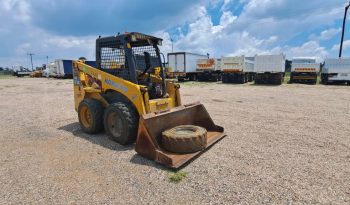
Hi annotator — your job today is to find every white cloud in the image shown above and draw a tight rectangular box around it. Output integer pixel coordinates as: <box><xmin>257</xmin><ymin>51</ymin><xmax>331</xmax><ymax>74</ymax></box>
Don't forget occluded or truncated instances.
<box><xmin>283</xmin><ymin>41</ymin><xmax>328</xmax><ymax>62</ymax></box>
<box><xmin>310</xmin><ymin>28</ymin><xmax>342</xmax><ymax>41</ymax></box>
<box><xmin>331</xmin><ymin>40</ymin><xmax>350</xmax><ymax>51</ymax></box>
<box><xmin>0</xmin><ymin>0</ymin><xmax>31</xmax><ymax>22</ymax></box>
<box><xmin>162</xmin><ymin>0</ymin><xmax>345</xmax><ymax>62</ymax></box>
<box><xmin>0</xmin><ymin>0</ymin><xmax>348</xmax><ymax>68</ymax></box>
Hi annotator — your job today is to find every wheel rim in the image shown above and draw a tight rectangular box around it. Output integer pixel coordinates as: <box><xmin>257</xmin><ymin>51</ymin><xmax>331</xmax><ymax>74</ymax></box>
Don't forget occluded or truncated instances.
<box><xmin>107</xmin><ymin>112</ymin><xmax>123</xmax><ymax>138</ymax></box>
<box><xmin>80</xmin><ymin>105</ymin><xmax>92</xmax><ymax>128</ymax></box>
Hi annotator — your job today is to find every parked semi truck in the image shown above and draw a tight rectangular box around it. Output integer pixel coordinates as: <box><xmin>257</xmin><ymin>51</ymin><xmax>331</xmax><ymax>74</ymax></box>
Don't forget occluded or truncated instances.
<box><xmin>290</xmin><ymin>57</ymin><xmax>320</xmax><ymax>84</ymax></box>
<box><xmin>196</xmin><ymin>58</ymin><xmax>221</xmax><ymax>82</ymax></box>
<box><xmin>321</xmin><ymin>58</ymin><xmax>350</xmax><ymax>85</ymax></box>
<box><xmin>167</xmin><ymin>52</ymin><xmax>207</xmax><ymax>81</ymax></box>
<box><xmin>254</xmin><ymin>54</ymin><xmax>285</xmax><ymax>85</ymax></box>
<box><xmin>221</xmin><ymin>56</ymin><xmax>254</xmax><ymax>84</ymax></box>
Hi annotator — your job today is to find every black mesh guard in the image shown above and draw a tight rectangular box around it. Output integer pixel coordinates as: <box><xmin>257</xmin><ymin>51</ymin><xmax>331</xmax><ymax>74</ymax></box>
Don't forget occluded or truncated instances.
<box><xmin>132</xmin><ymin>45</ymin><xmax>161</xmax><ymax>72</ymax></box>
<box><xmin>98</xmin><ymin>39</ymin><xmax>132</xmax><ymax>80</ymax></box>
<box><xmin>98</xmin><ymin>40</ymin><xmax>161</xmax><ymax>82</ymax></box>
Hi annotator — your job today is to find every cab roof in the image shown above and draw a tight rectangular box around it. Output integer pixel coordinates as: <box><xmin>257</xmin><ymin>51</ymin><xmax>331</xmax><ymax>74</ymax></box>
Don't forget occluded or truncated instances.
<box><xmin>97</xmin><ymin>32</ymin><xmax>163</xmax><ymax>47</ymax></box>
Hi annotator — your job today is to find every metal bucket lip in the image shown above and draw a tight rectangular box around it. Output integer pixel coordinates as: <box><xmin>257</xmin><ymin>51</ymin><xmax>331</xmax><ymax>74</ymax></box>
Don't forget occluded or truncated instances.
<box><xmin>135</xmin><ymin>101</ymin><xmax>226</xmax><ymax>168</ymax></box>
<box><xmin>157</xmin><ymin>131</ymin><xmax>227</xmax><ymax>169</ymax></box>
<box><xmin>142</xmin><ymin>102</ymin><xmax>202</xmax><ymax>119</ymax></box>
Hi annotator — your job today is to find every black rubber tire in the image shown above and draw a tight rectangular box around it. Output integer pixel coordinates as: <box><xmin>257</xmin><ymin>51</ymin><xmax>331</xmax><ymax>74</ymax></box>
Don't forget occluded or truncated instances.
<box><xmin>104</xmin><ymin>102</ymin><xmax>139</xmax><ymax>145</ymax></box>
<box><xmin>274</xmin><ymin>74</ymin><xmax>283</xmax><ymax>85</ymax></box>
<box><xmin>161</xmin><ymin>125</ymin><xmax>207</xmax><ymax>154</ymax></box>
<box><xmin>78</xmin><ymin>98</ymin><xmax>104</xmax><ymax>134</ymax></box>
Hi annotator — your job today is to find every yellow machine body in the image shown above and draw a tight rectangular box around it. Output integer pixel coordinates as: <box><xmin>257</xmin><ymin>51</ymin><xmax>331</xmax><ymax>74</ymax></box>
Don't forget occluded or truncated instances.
<box><xmin>73</xmin><ymin>61</ymin><xmax>181</xmax><ymax>116</ymax></box>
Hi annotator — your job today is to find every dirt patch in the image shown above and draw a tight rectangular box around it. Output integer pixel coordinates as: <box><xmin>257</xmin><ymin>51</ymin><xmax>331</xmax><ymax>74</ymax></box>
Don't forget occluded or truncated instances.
<box><xmin>0</xmin><ymin>78</ymin><xmax>349</xmax><ymax>204</ymax></box>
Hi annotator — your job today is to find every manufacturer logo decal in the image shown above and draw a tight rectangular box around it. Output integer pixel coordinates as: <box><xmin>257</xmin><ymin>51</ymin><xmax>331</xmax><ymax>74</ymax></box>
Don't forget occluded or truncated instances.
<box><xmin>105</xmin><ymin>79</ymin><xmax>128</xmax><ymax>93</ymax></box>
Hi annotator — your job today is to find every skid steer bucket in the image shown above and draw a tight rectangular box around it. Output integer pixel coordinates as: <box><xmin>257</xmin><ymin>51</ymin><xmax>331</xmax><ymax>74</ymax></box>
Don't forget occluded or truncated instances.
<box><xmin>135</xmin><ymin>102</ymin><xmax>225</xmax><ymax>168</ymax></box>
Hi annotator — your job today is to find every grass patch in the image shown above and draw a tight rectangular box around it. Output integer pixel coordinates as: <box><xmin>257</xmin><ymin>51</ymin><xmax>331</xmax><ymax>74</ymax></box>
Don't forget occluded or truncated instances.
<box><xmin>168</xmin><ymin>170</ymin><xmax>188</xmax><ymax>183</ymax></box>
<box><xmin>284</xmin><ymin>72</ymin><xmax>290</xmax><ymax>84</ymax></box>
<box><xmin>180</xmin><ymin>81</ymin><xmax>216</xmax><ymax>87</ymax></box>
<box><xmin>0</xmin><ymin>75</ymin><xmax>14</xmax><ymax>79</ymax></box>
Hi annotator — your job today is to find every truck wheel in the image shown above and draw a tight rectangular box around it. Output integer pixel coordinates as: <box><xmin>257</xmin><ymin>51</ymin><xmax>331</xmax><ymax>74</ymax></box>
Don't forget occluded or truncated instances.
<box><xmin>162</xmin><ymin>125</ymin><xmax>207</xmax><ymax>154</ymax></box>
<box><xmin>222</xmin><ymin>75</ymin><xmax>227</xmax><ymax>83</ymax></box>
<box><xmin>78</xmin><ymin>98</ymin><xmax>104</xmax><ymax>134</ymax></box>
<box><xmin>274</xmin><ymin>74</ymin><xmax>283</xmax><ymax>85</ymax></box>
<box><xmin>104</xmin><ymin>102</ymin><xmax>139</xmax><ymax>145</ymax></box>
<box><xmin>211</xmin><ymin>74</ymin><xmax>218</xmax><ymax>82</ymax></box>
<box><xmin>240</xmin><ymin>75</ymin><xmax>245</xmax><ymax>84</ymax></box>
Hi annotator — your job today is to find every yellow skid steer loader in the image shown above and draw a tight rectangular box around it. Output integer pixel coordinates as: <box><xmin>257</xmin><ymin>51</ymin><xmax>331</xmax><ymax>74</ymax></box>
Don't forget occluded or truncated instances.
<box><xmin>73</xmin><ymin>32</ymin><xmax>225</xmax><ymax>168</ymax></box>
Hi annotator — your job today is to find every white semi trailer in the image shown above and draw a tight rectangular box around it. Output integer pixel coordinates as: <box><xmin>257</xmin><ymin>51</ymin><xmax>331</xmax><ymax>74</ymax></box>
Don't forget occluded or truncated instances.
<box><xmin>196</xmin><ymin>58</ymin><xmax>221</xmax><ymax>82</ymax></box>
<box><xmin>167</xmin><ymin>52</ymin><xmax>207</xmax><ymax>81</ymax></box>
<box><xmin>290</xmin><ymin>57</ymin><xmax>320</xmax><ymax>84</ymax></box>
<box><xmin>254</xmin><ymin>54</ymin><xmax>285</xmax><ymax>85</ymax></box>
<box><xmin>321</xmin><ymin>58</ymin><xmax>350</xmax><ymax>85</ymax></box>
<box><xmin>221</xmin><ymin>56</ymin><xmax>254</xmax><ymax>84</ymax></box>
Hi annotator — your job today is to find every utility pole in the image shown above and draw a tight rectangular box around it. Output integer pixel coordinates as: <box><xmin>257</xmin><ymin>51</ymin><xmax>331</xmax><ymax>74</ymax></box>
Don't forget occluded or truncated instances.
<box><xmin>46</xmin><ymin>56</ymin><xmax>49</xmax><ymax>71</ymax></box>
<box><xmin>170</xmin><ymin>38</ymin><xmax>174</xmax><ymax>53</ymax></box>
<box><xmin>339</xmin><ymin>1</ymin><xmax>350</xmax><ymax>58</ymax></box>
<box><xmin>27</xmin><ymin>53</ymin><xmax>35</xmax><ymax>71</ymax></box>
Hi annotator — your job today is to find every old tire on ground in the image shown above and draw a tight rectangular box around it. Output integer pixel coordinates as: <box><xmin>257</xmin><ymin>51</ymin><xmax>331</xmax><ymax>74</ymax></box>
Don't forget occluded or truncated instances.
<box><xmin>162</xmin><ymin>125</ymin><xmax>207</xmax><ymax>154</ymax></box>
<box><xmin>104</xmin><ymin>102</ymin><xmax>139</xmax><ymax>145</ymax></box>
<box><xmin>78</xmin><ymin>98</ymin><xmax>104</xmax><ymax>134</ymax></box>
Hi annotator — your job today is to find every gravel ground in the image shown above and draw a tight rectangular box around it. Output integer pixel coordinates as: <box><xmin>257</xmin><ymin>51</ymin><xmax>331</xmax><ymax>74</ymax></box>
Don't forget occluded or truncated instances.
<box><xmin>0</xmin><ymin>77</ymin><xmax>349</xmax><ymax>205</ymax></box>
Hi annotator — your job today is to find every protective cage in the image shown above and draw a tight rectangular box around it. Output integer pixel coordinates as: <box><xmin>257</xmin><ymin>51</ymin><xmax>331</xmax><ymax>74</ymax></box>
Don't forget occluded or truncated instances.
<box><xmin>96</xmin><ymin>35</ymin><xmax>163</xmax><ymax>83</ymax></box>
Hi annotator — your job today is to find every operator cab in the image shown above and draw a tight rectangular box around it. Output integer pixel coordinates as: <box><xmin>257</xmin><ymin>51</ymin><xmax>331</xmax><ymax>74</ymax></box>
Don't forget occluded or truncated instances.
<box><xmin>96</xmin><ymin>32</ymin><xmax>166</xmax><ymax>99</ymax></box>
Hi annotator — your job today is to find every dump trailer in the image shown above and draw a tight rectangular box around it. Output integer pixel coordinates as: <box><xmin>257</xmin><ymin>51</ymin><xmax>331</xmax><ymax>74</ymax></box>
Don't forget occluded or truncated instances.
<box><xmin>167</xmin><ymin>52</ymin><xmax>207</xmax><ymax>81</ymax></box>
<box><xmin>254</xmin><ymin>54</ymin><xmax>285</xmax><ymax>85</ymax></box>
<box><xmin>321</xmin><ymin>58</ymin><xmax>350</xmax><ymax>85</ymax></box>
<box><xmin>196</xmin><ymin>58</ymin><xmax>221</xmax><ymax>82</ymax></box>
<box><xmin>72</xmin><ymin>32</ymin><xmax>225</xmax><ymax>168</ymax></box>
<box><xmin>221</xmin><ymin>56</ymin><xmax>254</xmax><ymax>84</ymax></box>
<box><xmin>290</xmin><ymin>57</ymin><xmax>319</xmax><ymax>84</ymax></box>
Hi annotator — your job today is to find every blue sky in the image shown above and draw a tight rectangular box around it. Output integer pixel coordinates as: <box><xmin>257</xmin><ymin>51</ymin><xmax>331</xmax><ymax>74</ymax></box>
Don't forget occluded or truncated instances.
<box><xmin>0</xmin><ymin>0</ymin><xmax>349</xmax><ymax>68</ymax></box>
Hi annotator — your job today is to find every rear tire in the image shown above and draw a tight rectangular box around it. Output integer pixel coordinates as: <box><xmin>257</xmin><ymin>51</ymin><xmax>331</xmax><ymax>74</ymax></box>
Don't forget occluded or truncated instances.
<box><xmin>78</xmin><ymin>98</ymin><xmax>104</xmax><ymax>134</ymax></box>
<box><xmin>162</xmin><ymin>125</ymin><xmax>207</xmax><ymax>154</ymax></box>
<box><xmin>104</xmin><ymin>102</ymin><xmax>139</xmax><ymax>145</ymax></box>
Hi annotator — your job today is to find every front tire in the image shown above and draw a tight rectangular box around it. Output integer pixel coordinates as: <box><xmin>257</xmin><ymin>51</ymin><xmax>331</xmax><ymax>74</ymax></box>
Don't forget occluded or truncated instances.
<box><xmin>78</xmin><ymin>98</ymin><xmax>104</xmax><ymax>134</ymax></box>
<box><xmin>104</xmin><ymin>102</ymin><xmax>139</xmax><ymax>145</ymax></box>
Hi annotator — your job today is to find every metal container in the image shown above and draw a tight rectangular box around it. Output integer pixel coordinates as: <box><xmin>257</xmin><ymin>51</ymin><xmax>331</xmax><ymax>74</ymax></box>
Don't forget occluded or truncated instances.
<box><xmin>168</xmin><ymin>52</ymin><xmax>207</xmax><ymax>73</ymax></box>
<box><xmin>55</xmin><ymin>60</ymin><xmax>96</xmax><ymax>78</ymax></box>
<box><xmin>323</xmin><ymin>58</ymin><xmax>350</xmax><ymax>74</ymax></box>
<box><xmin>221</xmin><ymin>56</ymin><xmax>254</xmax><ymax>73</ymax></box>
<box><xmin>322</xmin><ymin>58</ymin><xmax>350</xmax><ymax>82</ymax></box>
<box><xmin>292</xmin><ymin>57</ymin><xmax>320</xmax><ymax>73</ymax></box>
<box><xmin>254</xmin><ymin>54</ymin><xmax>285</xmax><ymax>73</ymax></box>
<box><xmin>196</xmin><ymin>58</ymin><xmax>221</xmax><ymax>71</ymax></box>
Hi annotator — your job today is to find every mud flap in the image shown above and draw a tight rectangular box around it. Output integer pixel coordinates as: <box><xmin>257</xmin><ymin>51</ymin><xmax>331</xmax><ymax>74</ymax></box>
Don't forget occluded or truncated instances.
<box><xmin>135</xmin><ymin>102</ymin><xmax>226</xmax><ymax>168</ymax></box>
